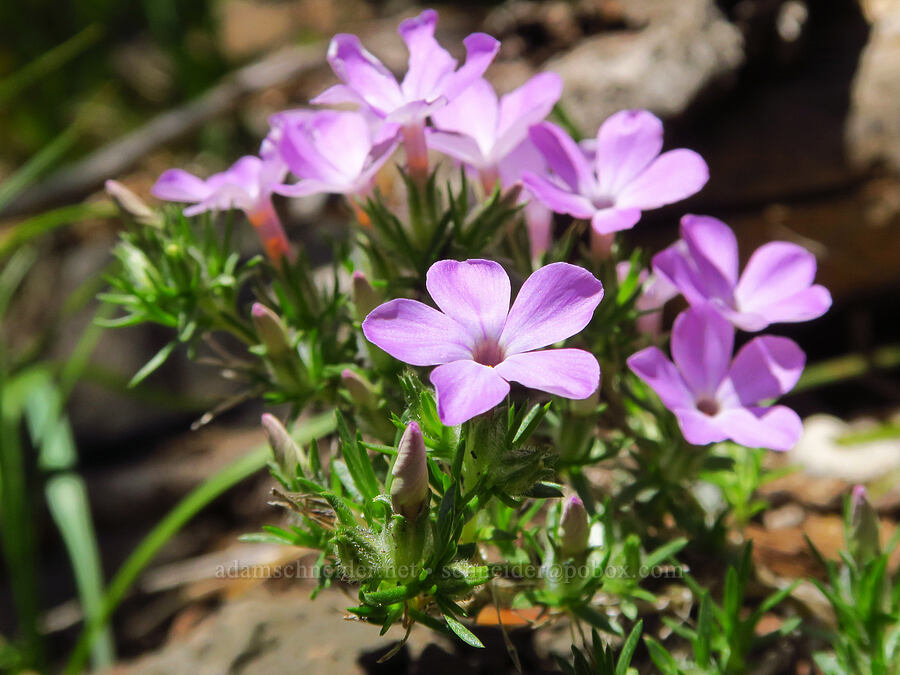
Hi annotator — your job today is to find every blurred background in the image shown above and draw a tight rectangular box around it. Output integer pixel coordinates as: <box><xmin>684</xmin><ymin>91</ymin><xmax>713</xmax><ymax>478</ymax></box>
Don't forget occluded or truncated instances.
<box><xmin>0</xmin><ymin>0</ymin><xmax>898</xmax><ymax>672</ymax></box>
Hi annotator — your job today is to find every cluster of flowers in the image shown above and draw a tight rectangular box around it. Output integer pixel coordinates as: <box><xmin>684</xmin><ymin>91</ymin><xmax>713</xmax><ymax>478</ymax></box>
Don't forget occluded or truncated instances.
<box><xmin>152</xmin><ymin>9</ymin><xmax>831</xmax><ymax>452</ymax></box>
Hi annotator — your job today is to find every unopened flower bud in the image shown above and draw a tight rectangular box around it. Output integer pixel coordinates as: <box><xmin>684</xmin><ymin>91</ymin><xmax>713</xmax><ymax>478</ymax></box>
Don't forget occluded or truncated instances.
<box><xmin>352</xmin><ymin>271</ymin><xmax>382</xmax><ymax>319</ymax></box>
<box><xmin>341</xmin><ymin>369</ymin><xmax>377</xmax><ymax>409</ymax></box>
<box><xmin>559</xmin><ymin>495</ymin><xmax>590</xmax><ymax>557</ymax></box>
<box><xmin>850</xmin><ymin>484</ymin><xmax>881</xmax><ymax>562</ymax></box>
<box><xmin>251</xmin><ymin>303</ymin><xmax>290</xmax><ymax>358</ymax></box>
<box><xmin>105</xmin><ymin>180</ymin><xmax>162</xmax><ymax>227</ymax></box>
<box><xmin>261</xmin><ymin>413</ymin><xmax>306</xmax><ymax>476</ymax></box>
<box><xmin>391</xmin><ymin>422</ymin><xmax>429</xmax><ymax>520</ymax></box>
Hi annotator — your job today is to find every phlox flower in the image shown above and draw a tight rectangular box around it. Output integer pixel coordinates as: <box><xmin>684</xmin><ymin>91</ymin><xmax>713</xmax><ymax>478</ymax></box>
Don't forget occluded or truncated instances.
<box><xmin>427</xmin><ymin>73</ymin><xmax>563</xmax><ymax>191</ymax></box>
<box><xmin>628</xmin><ymin>304</ymin><xmax>806</xmax><ymax>451</ymax></box>
<box><xmin>270</xmin><ymin>109</ymin><xmax>400</xmax><ymax>199</ymax></box>
<box><xmin>363</xmin><ymin>259</ymin><xmax>603</xmax><ymax>425</ymax></box>
<box><xmin>313</xmin><ymin>9</ymin><xmax>499</xmax><ymax>179</ymax></box>
<box><xmin>652</xmin><ymin>215</ymin><xmax>832</xmax><ymax>331</ymax></box>
<box><xmin>523</xmin><ymin>110</ymin><xmax>709</xmax><ymax>235</ymax></box>
<box><xmin>151</xmin><ymin>153</ymin><xmax>292</xmax><ymax>261</ymax></box>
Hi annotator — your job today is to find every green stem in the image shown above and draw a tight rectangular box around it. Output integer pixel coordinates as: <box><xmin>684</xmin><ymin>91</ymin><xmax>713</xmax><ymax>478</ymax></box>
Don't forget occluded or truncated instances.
<box><xmin>794</xmin><ymin>344</ymin><xmax>900</xmax><ymax>393</ymax></box>
<box><xmin>64</xmin><ymin>410</ymin><xmax>336</xmax><ymax>674</ymax></box>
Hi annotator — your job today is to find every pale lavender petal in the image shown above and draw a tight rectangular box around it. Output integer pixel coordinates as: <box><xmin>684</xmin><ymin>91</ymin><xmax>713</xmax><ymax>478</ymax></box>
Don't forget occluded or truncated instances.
<box><xmin>430</xmin><ymin>359</ymin><xmax>510</xmax><ymax>425</ymax></box>
<box><xmin>528</xmin><ymin>122</ymin><xmax>595</xmax><ymax>193</ymax></box>
<box><xmin>426</xmin><ymin>130</ymin><xmax>487</xmax><ymax>168</ymax></box>
<box><xmin>152</xmin><ymin>169</ymin><xmax>211</xmax><ymax>203</ymax></box>
<box><xmin>524</xmin><ymin>200</ymin><xmax>553</xmax><ymax>259</ymax></box>
<box><xmin>627</xmin><ymin>347</ymin><xmax>694</xmax><ymax>410</ymax></box>
<box><xmin>716</xmin><ymin>406</ymin><xmax>803</xmax><ymax>451</ymax></box>
<box><xmin>310</xmin><ymin>83</ymin><xmax>364</xmax><ymax>107</ymax></box>
<box><xmin>724</xmin><ymin>336</ymin><xmax>805</xmax><ymax>405</ymax></box>
<box><xmin>500</xmin><ymin>262</ymin><xmax>604</xmax><ymax>354</ymax></box>
<box><xmin>751</xmin><ymin>285</ymin><xmax>832</xmax><ymax>326</ymax></box>
<box><xmin>439</xmin><ymin>32</ymin><xmax>501</xmax><ymax>101</ymax></box>
<box><xmin>671</xmin><ymin>305</ymin><xmax>733</xmax><ymax>397</ymax></box>
<box><xmin>498</xmin><ymin>138</ymin><xmax>546</xmax><ymax>187</ymax></box>
<box><xmin>431</xmin><ymin>79</ymin><xmax>498</xmax><ymax>159</ymax></box>
<box><xmin>272</xmin><ymin>179</ymin><xmax>337</xmax><ymax>198</ymax></box>
<box><xmin>425</xmin><ymin>259</ymin><xmax>510</xmax><ymax>343</ymax></box>
<box><xmin>362</xmin><ymin>299</ymin><xmax>473</xmax><ymax>366</ymax></box>
<box><xmin>495</xmin><ymin>349</ymin><xmax>599</xmax><ymax>399</ymax></box>
<box><xmin>590</xmin><ymin>207</ymin><xmax>641</xmax><ymax>234</ymax></box>
<box><xmin>385</xmin><ymin>98</ymin><xmax>447</xmax><ymax>126</ymax></box>
<box><xmin>673</xmin><ymin>409</ymin><xmax>729</xmax><ymax>446</ymax></box>
<box><xmin>521</xmin><ymin>172</ymin><xmax>594</xmax><ymax>219</ymax></box>
<box><xmin>493</xmin><ymin>72</ymin><xmax>563</xmax><ymax>160</ymax></box>
<box><xmin>651</xmin><ymin>242</ymin><xmax>711</xmax><ymax>306</ymax></box>
<box><xmin>734</xmin><ymin>242</ymin><xmax>826</xmax><ymax>317</ymax></box>
<box><xmin>616</xmin><ymin>149</ymin><xmax>708</xmax><ymax>209</ymax></box>
<box><xmin>594</xmin><ymin>109</ymin><xmax>663</xmax><ymax>196</ymax></box>
<box><xmin>325</xmin><ymin>34</ymin><xmax>403</xmax><ymax>115</ymax></box>
<box><xmin>399</xmin><ymin>9</ymin><xmax>456</xmax><ymax>101</ymax></box>
<box><xmin>680</xmin><ymin>214</ymin><xmax>740</xmax><ymax>297</ymax></box>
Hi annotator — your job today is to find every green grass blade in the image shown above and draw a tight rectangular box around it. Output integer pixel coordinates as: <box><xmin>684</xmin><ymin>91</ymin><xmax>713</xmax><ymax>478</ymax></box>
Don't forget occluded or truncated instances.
<box><xmin>0</xmin><ymin>201</ymin><xmax>117</xmax><ymax>260</ymax></box>
<box><xmin>0</xmin><ymin>122</ymin><xmax>82</xmax><ymax>213</ymax></box>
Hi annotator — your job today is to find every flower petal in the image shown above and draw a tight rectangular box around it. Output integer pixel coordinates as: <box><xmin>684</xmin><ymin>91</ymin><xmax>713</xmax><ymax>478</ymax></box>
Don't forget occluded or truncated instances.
<box><xmin>425</xmin><ymin>130</ymin><xmax>486</xmax><ymax>167</ymax></box>
<box><xmin>522</xmin><ymin>172</ymin><xmax>594</xmax><ymax>219</ymax></box>
<box><xmin>671</xmin><ymin>305</ymin><xmax>733</xmax><ymax>398</ymax></box>
<box><xmin>724</xmin><ymin>336</ymin><xmax>805</xmax><ymax>406</ymax></box>
<box><xmin>362</xmin><ymin>299</ymin><xmax>473</xmax><ymax>366</ymax></box>
<box><xmin>716</xmin><ymin>406</ymin><xmax>803</xmax><ymax>451</ymax></box>
<box><xmin>651</xmin><ymin>241</ymin><xmax>711</xmax><ymax>306</ymax></box>
<box><xmin>152</xmin><ymin>169</ymin><xmax>211</xmax><ymax>203</ymax></box>
<box><xmin>590</xmin><ymin>207</ymin><xmax>641</xmax><ymax>234</ymax></box>
<box><xmin>734</xmin><ymin>241</ymin><xmax>826</xmax><ymax>317</ymax></box>
<box><xmin>616</xmin><ymin>149</ymin><xmax>708</xmax><ymax>209</ymax></box>
<box><xmin>495</xmin><ymin>348</ymin><xmax>600</xmax><ymax>398</ymax></box>
<box><xmin>627</xmin><ymin>347</ymin><xmax>694</xmax><ymax>410</ymax></box>
<box><xmin>399</xmin><ymin>9</ymin><xmax>457</xmax><ymax>101</ymax></box>
<box><xmin>594</xmin><ymin>109</ymin><xmax>663</xmax><ymax>196</ymax></box>
<box><xmin>494</xmin><ymin>72</ymin><xmax>563</xmax><ymax>160</ymax></box>
<box><xmin>426</xmin><ymin>259</ymin><xmax>511</xmax><ymax>343</ymax></box>
<box><xmin>500</xmin><ymin>262</ymin><xmax>604</xmax><ymax>354</ymax></box>
<box><xmin>430</xmin><ymin>359</ymin><xmax>510</xmax><ymax>425</ymax></box>
<box><xmin>752</xmin><ymin>285</ymin><xmax>832</xmax><ymax>327</ymax></box>
<box><xmin>324</xmin><ymin>34</ymin><xmax>403</xmax><ymax>115</ymax></box>
<box><xmin>673</xmin><ymin>409</ymin><xmax>729</xmax><ymax>446</ymax></box>
<box><xmin>528</xmin><ymin>122</ymin><xmax>595</xmax><ymax>193</ymax></box>
<box><xmin>431</xmin><ymin>79</ymin><xmax>498</xmax><ymax>160</ymax></box>
<box><xmin>439</xmin><ymin>32</ymin><xmax>501</xmax><ymax>101</ymax></box>
<box><xmin>680</xmin><ymin>214</ymin><xmax>740</xmax><ymax>299</ymax></box>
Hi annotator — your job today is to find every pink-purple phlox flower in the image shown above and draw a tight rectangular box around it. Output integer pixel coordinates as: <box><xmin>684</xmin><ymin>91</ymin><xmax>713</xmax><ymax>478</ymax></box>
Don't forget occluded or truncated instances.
<box><xmin>312</xmin><ymin>9</ymin><xmax>499</xmax><ymax>127</ymax></box>
<box><xmin>616</xmin><ymin>261</ymin><xmax>677</xmax><ymax>336</ymax></box>
<box><xmin>652</xmin><ymin>215</ymin><xmax>832</xmax><ymax>331</ymax></box>
<box><xmin>523</xmin><ymin>110</ymin><xmax>709</xmax><ymax>235</ymax></box>
<box><xmin>627</xmin><ymin>304</ymin><xmax>806</xmax><ymax>451</ymax></box>
<box><xmin>270</xmin><ymin>109</ymin><xmax>400</xmax><ymax>198</ymax></box>
<box><xmin>362</xmin><ymin>259</ymin><xmax>603</xmax><ymax>425</ymax></box>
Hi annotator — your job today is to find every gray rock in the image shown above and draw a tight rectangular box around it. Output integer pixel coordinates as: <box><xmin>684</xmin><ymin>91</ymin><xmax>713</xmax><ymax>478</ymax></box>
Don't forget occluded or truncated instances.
<box><xmin>846</xmin><ymin>1</ymin><xmax>900</xmax><ymax>172</ymax></box>
<box><xmin>546</xmin><ymin>0</ymin><xmax>744</xmax><ymax>131</ymax></box>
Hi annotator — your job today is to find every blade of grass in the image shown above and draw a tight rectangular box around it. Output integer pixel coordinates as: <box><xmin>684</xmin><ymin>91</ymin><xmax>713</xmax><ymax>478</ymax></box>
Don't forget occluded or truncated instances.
<box><xmin>0</xmin><ymin>122</ymin><xmax>82</xmax><ymax>213</ymax></box>
<box><xmin>0</xmin><ymin>201</ymin><xmax>117</xmax><ymax>260</ymax></box>
<box><xmin>0</xmin><ymin>24</ymin><xmax>103</xmax><ymax>105</ymax></box>
<box><xmin>793</xmin><ymin>344</ymin><xmax>900</xmax><ymax>393</ymax></box>
<box><xmin>64</xmin><ymin>410</ymin><xmax>337</xmax><ymax>674</ymax></box>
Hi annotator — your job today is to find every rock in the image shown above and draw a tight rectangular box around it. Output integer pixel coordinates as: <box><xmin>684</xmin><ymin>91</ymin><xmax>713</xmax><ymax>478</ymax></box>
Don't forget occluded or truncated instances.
<box><xmin>105</xmin><ymin>586</ymin><xmax>454</xmax><ymax>675</ymax></box>
<box><xmin>545</xmin><ymin>0</ymin><xmax>744</xmax><ymax>131</ymax></box>
<box><xmin>846</xmin><ymin>0</ymin><xmax>900</xmax><ymax>172</ymax></box>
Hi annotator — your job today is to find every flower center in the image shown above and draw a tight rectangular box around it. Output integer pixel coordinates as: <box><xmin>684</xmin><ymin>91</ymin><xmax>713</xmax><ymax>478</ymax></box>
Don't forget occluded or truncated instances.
<box><xmin>696</xmin><ymin>396</ymin><xmax>720</xmax><ymax>417</ymax></box>
<box><xmin>472</xmin><ymin>340</ymin><xmax>504</xmax><ymax>367</ymax></box>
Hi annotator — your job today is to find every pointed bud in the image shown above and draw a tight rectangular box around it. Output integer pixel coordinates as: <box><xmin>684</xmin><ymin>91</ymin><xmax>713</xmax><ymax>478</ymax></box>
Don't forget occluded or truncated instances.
<box><xmin>559</xmin><ymin>495</ymin><xmax>590</xmax><ymax>557</ymax></box>
<box><xmin>105</xmin><ymin>179</ymin><xmax>162</xmax><ymax>227</ymax></box>
<box><xmin>261</xmin><ymin>413</ymin><xmax>306</xmax><ymax>476</ymax></box>
<box><xmin>351</xmin><ymin>271</ymin><xmax>381</xmax><ymax>319</ymax></box>
<box><xmin>341</xmin><ymin>369</ymin><xmax>378</xmax><ymax>409</ymax></box>
<box><xmin>850</xmin><ymin>484</ymin><xmax>881</xmax><ymax>562</ymax></box>
<box><xmin>251</xmin><ymin>303</ymin><xmax>290</xmax><ymax>358</ymax></box>
<box><xmin>391</xmin><ymin>422</ymin><xmax>429</xmax><ymax>520</ymax></box>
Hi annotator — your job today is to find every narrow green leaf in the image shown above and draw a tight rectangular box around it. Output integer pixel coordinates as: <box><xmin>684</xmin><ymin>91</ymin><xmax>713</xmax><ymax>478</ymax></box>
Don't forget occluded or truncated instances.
<box><xmin>442</xmin><ymin>612</ymin><xmax>484</xmax><ymax>648</ymax></box>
